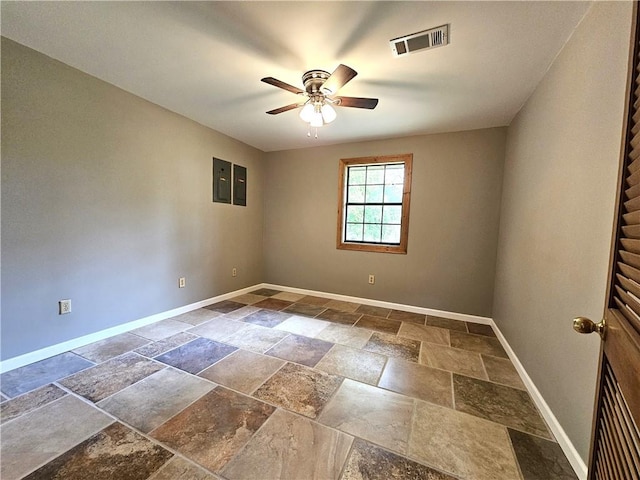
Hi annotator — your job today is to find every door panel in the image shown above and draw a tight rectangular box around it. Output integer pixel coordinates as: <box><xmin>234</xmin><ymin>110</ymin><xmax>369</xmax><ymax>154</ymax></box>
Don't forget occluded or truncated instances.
<box><xmin>587</xmin><ymin>3</ymin><xmax>640</xmax><ymax>479</ymax></box>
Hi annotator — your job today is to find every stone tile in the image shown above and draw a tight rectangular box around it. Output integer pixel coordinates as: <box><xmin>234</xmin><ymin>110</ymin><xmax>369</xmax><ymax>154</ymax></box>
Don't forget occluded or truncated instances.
<box><xmin>59</xmin><ymin>352</ymin><xmax>165</xmax><ymax>402</ymax></box>
<box><xmin>508</xmin><ymin>428</ymin><xmax>578</xmax><ymax>480</ymax></box>
<box><xmin>250</xmin><ymin>288</ymin><xmax>281</xmax><ymax>296</ymax></box>
<box><xmin>315</xmin><ymin>323</ymin><xmax>373</xmax><ymax>349</ymax></box>
<box><xmin>398</xmin><ymin>323</ymin><xmax>450</xmax><ymax>346</ymax></box>
<box><xmin>298</xmin><ymin>295</ymin><xmax>331</xmax><ymax>306</ymax></box>
<box><xmin>253</xmin><ymin>298</ymin><xmax>293</xmax><ymax>311</ymax></box>
<box><xmin>204</xmin><ymin>300</ymin><xmax>245</xmax><ymax>314</ymax></box>
<box><xmin>342</xmin><ymin>438</ymin><xmax>457</xmax><ymax>480</ymax></box>
<box><xmin>0</xmin><ymin>384</ymin><xmax>67</xmax><ymax>425</ymax></box>
<box><xmin>98</xmin><ymin>368</ymin><xmax>215</xmax><ymax>433</ymax></box>
<box><xmin>467</xmin><ymin>322</ymin><xmax>497</xmax><ymax>337</ymax></box>
<box><xmin>319</xmin><ymin>379</ymin><xmax>414</xmax><ymax>454</ymax></box>
<box><xmin>317</xmin><ymin>308</ymin><xmax>362</xmax><ymax>325</ymax></box>
<box><xmin>426</xmin><ymin>316</ymin><xmax>468</xmax><ymax>332</ymax></box>
<box><xmin>315</xmin><ymin>344</ymin><xmax>386</xmax><ymax>385</ymax></box>
<box><xmin>23</xmin><ymin>422</ymin><xmax>172</xmax><ymax>480</ymax></box>
<box><xmin>274</xmin><ymin>315</ymin><xmax>330</xmax><ymax>337</ymax></box>
<box><xmin>356</xmin><ymin>304</ymin><xmax>392</xmax><ymax>317</ymax></box>
<box><xmin>132</xmin><ymin>319</ymin><xmax>192</xmax><ymax>341</ymax></box>
<box><xmin>388</xmin><ymin>310</ymin><xmax>427</xmax><ymax>325</ymax></box>
<box><xmin>265</xmin><ymin>334</ymin><xmax>333</xmax><ymax>367</ymax></box>
<box><xmin>378</xmin><ymin>358</ymin><xmax>452</xmax><ymax>407</ymax></box>
<box><xmin>450</xmin><ymin>331</ymin><xmax>508</xmax><ymax>358</ymax></box>
<box><xmin>155</xmin><ymin>338</ymin><xmax>237</xmax><ymax>375</ymax></box>
<box><xmin>151</xmin><ymin>387</ymin><xmax>274</xmax><ymax>472</ymax></box>
<box><xmin>72</xmin><ymin>333</ymin><xmax>149</xmax><ymax>363</ymax></box>
<box><xmin>453</xmin><ymin>374</ymin><xmax>551</xmax><ymax>438</ymax></box>
<box><xmin>254</xmin><ymin>362</ymin><xmax>342</xmax><ymax>419</ymax></box>
<box><xmin>482</xmin><ymin>354</ymin><xmax>526</xmax><ymax>390</ymax></box>
<box><xmin>420</xmin><ymin>343</ymin><xmax>487</xmax><ymax>379</ymax></box>
<box><xmin>324</xmin><ymin>299</ymin><xmax>361</xmax><ymax>312</ymax></box>
<box><xmin>283</xmin><ymin>302</ymin><xmax>327</xmax><ymax>317</ymax></box>
<box><xmin>223</xmin><ymin>305</ymin><xmax>260</xmax><ymax>320</ymax></box>
<box><xmin>409</xmin><ymin>401</ymin><xmax>520</xmax><ymax>480</ymax></box>
<box><xmin>171</xmin><ymin>308</ymin><xmax>222</xmax><ymax>326</ymax></box>
<box><xmin>223</xmin><ymin>324</ymin><xmax>289</xmax><ymax>353</ymax></box>
<box><xmin>0</xmin><ymin>352</ymin><xmax>93</xmax><ymax>398</ymax></box>
<box><xmin>199</xmin><ymin>350</ymin><xmax>285</xmax><ymax>395</ymax></box>
<box><xmin>355</xmin><ymin>315</ymin><xmax>401</xmax><ymax>335</ymax></box>
<box><xmin>271</xmin><ymin>291</ymin><xmax>306</xmax><ymax>302</ymax></box>
<box><xmin>229</xmin><ymin>293</ymin><xmax>268</xmax><ymax>305</ymax></box>
<box><xmin>221</xmin><ymin>408</ymin><xmax>353</xmax><ymax>480</ymax></box>
<box><xmin>363</xmin><ymin>332</ymin><xmax>421</xmax><ymax>362</ymax></box>
<box><xmin>188</xmin><ymin>317</ymin><xmax>246</xmax><ymax>341</ymax></box>
<box><xmin>150</xmin><ymin>456</ymin><xmax>219</xmax><ymax>480</ymax></box>
<box><xmin>0</xmin><ymin>395</ymin><xmax>113</xmax><ymax>480</ymax></box>
<box><xmin>242</xmin><ymin>309</ymin><xmax>290</xmax><ymax>328</ymax></box>
<box><xmin>135</xmin><ymin>332</ymin><xmax>197</xmax><ymax>358</ymax></box>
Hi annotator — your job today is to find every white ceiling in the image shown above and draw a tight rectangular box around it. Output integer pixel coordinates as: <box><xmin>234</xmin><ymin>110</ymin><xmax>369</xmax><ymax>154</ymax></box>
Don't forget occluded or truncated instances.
<box><xmin>1</xmin><ymin>1</ymin><xmax>591</xmax><ymax>152</ymax></box>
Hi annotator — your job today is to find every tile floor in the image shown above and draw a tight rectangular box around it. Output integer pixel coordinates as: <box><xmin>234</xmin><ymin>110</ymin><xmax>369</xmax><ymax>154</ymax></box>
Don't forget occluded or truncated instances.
<box><xmin>0</xmin><ymin>289</ymin><xmax>578</xmax><ymax>480</ymax></box>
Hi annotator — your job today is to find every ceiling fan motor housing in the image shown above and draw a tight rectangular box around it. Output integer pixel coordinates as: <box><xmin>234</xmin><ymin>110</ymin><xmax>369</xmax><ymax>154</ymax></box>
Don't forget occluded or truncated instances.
<box><xmin>302</xmin><ymin>70</ymin><xmax>331</xmax><ymax>95</ymax></box>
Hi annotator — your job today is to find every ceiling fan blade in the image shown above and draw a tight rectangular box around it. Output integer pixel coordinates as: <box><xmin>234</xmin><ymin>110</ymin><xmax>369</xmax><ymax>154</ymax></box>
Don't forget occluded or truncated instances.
<box><xmin>321</xmin><ymin>64</ymin><xmax>357</xmax><ymax>95</ymax></box>
<box><xmin>335</xmin><ymin>96</ymin><xmax>379</xmax><ymax>109</ymax></box>
<box><xmin>261</xmin><ymin>77</ymin><xmax>304</xmax><ymax>95</ymax></box>
<box><xmin>266</xmin><ymin>103</ymin><xmax>302</xmax><ymax>115</ymax></box>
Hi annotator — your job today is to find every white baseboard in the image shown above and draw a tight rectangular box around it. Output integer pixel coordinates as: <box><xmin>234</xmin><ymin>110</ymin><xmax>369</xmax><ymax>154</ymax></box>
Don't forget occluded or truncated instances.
<box><xmin>0</xmin><ymin>282</ymin><xmax>587</xmax><ymax>480</ymax></box>
<box><xmin>490</xmin><ymin>320</ymin><xmax>588</xmax><ymax>480</ymax></box>
<box><xmin>263</xmin><ymin>283</ymin><xmax>493</xmax><ymax>325</ymax></box>
<box><xmin>0</xmin><ymin>284</ymin><xmax>261</xmax><ymax>374</ymax></box>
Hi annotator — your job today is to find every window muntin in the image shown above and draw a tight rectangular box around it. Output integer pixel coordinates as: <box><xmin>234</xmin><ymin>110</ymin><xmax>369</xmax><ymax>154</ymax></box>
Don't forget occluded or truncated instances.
<box><xmin>337</xmin><ymin>154</ymin><xmax>412</xmax><ymax>254</ymax></box>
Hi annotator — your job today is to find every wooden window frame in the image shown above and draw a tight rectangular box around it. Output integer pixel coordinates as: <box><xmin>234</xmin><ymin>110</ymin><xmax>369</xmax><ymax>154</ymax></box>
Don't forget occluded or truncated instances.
<box><xmin>336</xmin><ymin>153</ymin><xmax>413</xmax><ymax>254</ymax></box>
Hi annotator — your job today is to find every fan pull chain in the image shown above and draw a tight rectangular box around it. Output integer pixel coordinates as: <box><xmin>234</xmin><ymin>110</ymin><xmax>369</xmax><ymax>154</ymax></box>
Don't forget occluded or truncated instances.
<box><xmin>305</xmin><ymin>125</ymin><xmax>320</xmax><ymax>139</ymax></box>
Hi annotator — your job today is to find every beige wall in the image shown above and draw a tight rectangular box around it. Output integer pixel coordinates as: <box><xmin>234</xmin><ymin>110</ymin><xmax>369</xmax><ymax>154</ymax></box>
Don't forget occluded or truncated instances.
<box><xmin>264</xmin><ymin>128</ymin><xmax>506</xmax><ymax>317</ymax></box>
<box><xmin>493</xmin><ymin>2</ymin><xmax>633</xmax><ymax>461</ymax></box>
<box><xmin>1</xmin><ymin>38</ymin><xmax>265</xmax><ymax>359</ymax></box>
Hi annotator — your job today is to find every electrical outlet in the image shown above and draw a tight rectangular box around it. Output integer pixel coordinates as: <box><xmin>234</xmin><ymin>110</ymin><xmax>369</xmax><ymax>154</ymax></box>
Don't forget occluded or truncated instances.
<box><xmin>59</xmin><ymin>299</ymin><xmax>72</xmax><ymax>315</ymax></box>
<box><xmin>232</xmin><ymin>267</ymin><xmax>237</xmax><ymax>277</ymax></box>
<box><xmin>368</xmin><ymin>274</ymin><xmax>375</xmax><ymax>285</ymax></box>
<box><xmin>179</xmin><ymin>277</ymin><xmax>186</xmax><ymax>288</ymax></box>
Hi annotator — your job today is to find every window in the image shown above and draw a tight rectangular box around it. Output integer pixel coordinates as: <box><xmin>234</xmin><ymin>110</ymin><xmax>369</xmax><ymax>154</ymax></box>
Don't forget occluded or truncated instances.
<box><xmin>337</xmin><ymin>154</ymin><xmax>412</xmax><ymax>254</ymax></box>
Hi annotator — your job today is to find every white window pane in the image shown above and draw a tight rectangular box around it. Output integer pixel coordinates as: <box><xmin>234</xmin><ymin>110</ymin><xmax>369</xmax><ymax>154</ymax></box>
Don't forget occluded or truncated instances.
<box><xmin>364</xmin><ymin>205</ymin><xmax>382</xmax><ymax>223</ymax></box>
<box><xmin>385</xmin><ymin>164</ymin><xmax>404</xmax><ymax>184</ymax></box>
<box><xmin>382</xmin><ymin>206</ymin><xmax>402</xmax><ymax>224</ymax></box>
<box><xmin>348</xmin><ymin>185</ymin><xmax>365</xmax><ymax>203</ymax></box>
<box><xmin>382</xmin><ymin>224</ymin><xmax>401</xmax><ymax>244</ymax></box>
<box><xmin>383</xmin><ymin>184</ymin><xmax>403</xmax><ymax>203</ymax></box>
<box><xmin>363</xmin><ymin>223</ymin><xmax>381</xmax><ymax>242</ymax></box>
<box><xmin>348</xmin><ymin>167</ymin><xmax>366</xmax><ymax>185</ymax></box>
<box><xmin>366</xmin><ymin>166</ymin><xmax>385</xmax><ymax>184</ymax></box>
<box><xmin>346</xmin><ymin>205</ymin><xmax>364</xmax><ymax>223</ymax></box>
<box><xmin>346</xmin><ymin>223</ymin><xmax>363</xmax><ymax>241</ymax></box>
<box><xmin>365</xmin><ymin>185</ymin><xmax>383</xmax><ymax>203</ymax></box>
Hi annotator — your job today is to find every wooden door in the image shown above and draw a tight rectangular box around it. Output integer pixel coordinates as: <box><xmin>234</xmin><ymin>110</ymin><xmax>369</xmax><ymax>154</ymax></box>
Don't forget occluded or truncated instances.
<box><xmin>579</xmin><ymin>3</ymin><xmax>640</xmax><ymax>479</ymax></box>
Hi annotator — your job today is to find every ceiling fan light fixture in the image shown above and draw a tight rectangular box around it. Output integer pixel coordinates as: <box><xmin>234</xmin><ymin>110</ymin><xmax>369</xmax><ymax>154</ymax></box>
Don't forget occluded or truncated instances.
<box><xmin>310</xmin><ymin>108</ymin><xmax>324</xmax><ymax>128</ymax></box>
<box><xmin>321</xmin><ymin>103</ymin><xmax>337</xmax><ymax>123</ymax></box>
<box><xmin>299</xmin><ymin>103</ymin><xmax>314</xmax><ymax>122</ymax></box>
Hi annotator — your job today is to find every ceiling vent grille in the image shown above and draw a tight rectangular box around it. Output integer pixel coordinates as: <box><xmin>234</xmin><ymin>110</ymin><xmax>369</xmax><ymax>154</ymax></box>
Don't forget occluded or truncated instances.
<box><xmin>390</xmin><ymin>24</ymin><xmax>449</xmax><ymax>57</ymax></box>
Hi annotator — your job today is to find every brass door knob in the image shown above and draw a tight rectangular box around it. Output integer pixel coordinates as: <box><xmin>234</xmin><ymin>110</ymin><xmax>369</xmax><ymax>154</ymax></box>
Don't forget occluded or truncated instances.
<box><xmin>573</xmin><ymin>317</ymin><xmax>606</xmax><ymax>339</ymax></box>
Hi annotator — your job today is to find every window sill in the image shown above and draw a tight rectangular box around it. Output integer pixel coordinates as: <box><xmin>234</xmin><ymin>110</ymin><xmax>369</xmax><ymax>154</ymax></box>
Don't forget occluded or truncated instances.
<box><xmin>336</xmin><ymin>242</ymin><xmax>408</xmax><ymax>254</ymax></box>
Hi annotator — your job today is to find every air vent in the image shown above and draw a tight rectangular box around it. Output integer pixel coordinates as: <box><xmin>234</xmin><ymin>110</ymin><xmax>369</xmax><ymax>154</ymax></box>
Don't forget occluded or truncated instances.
<box><xmin>390</xmin><ymin>24</ymin><xmax>449</xmax><ymax>57</ymax></box>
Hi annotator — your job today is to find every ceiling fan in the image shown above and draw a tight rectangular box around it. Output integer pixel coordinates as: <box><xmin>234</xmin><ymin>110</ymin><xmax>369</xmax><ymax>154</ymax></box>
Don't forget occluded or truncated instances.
<box><xmin>261</xmin><ymin>64</ymin><xmax>378</xmax><ymax>136</ymax></box>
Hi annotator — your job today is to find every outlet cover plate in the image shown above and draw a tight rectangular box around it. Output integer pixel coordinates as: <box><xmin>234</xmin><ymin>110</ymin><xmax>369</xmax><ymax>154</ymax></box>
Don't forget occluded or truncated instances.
<box><xmin>59</xmin><ymin>299</ymin><xmax>72</xmax><ymax>315</ymax></box>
